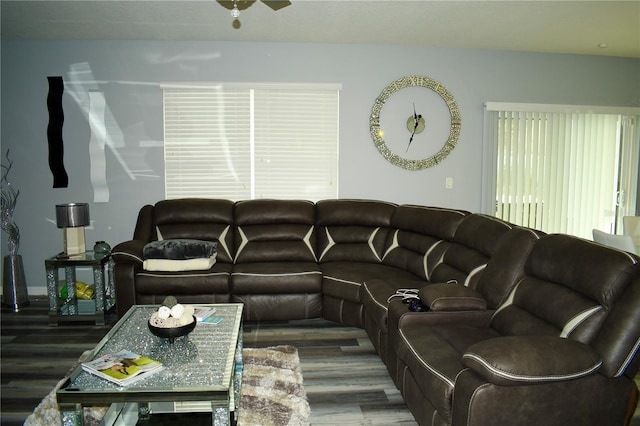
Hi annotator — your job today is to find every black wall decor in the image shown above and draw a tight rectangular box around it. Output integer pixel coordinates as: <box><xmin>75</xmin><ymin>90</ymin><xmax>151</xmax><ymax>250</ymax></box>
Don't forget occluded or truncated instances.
<box><xmin>47</xmin><ymin>76</ymin><xmax>68</xmax><ymax>188</ymax></box>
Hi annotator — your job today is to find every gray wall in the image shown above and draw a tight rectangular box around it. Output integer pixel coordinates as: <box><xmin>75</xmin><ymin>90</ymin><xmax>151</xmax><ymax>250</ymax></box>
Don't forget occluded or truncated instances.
<box><xmin>2</xmin><ymin>40</ymin><xmax>639</xmax><ymax>294</ymax></box>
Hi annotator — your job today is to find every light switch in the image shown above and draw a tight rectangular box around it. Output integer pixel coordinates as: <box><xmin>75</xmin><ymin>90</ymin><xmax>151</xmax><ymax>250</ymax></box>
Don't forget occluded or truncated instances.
<box><xmin>445</xmin><ymin>177</ymin><xmax>454</xmax><ymax>189</ymax></box>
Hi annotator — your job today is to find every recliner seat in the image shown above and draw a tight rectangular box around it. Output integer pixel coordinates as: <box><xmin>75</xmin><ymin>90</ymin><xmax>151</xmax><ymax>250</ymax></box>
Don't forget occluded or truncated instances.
<box><xmin>395</xmin><ymin>234</ymin><xmax>640</xmax><ymax>425</ymax></box>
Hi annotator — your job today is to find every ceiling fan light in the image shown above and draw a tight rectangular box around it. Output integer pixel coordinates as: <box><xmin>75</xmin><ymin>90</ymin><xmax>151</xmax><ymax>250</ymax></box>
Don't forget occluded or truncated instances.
<box><xmin>231</xmin><ymin>4</ymin><xmax>240</xmax><ymax>18</ymax></box>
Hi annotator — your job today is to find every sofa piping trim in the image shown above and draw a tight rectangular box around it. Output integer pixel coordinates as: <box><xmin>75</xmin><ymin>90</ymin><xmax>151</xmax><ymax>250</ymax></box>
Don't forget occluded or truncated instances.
<box><xmin>231</xmin><ymin>271</ymin><xmax>322</xmax><ymax>277</ymax></box>
<box><xmin>424</xmin><ymin>240</ymin><xmax>445</xmax><ymax>280</ymax></box>
<box><xmin>461</xmin><ymin>352</ymin><xmax>602</xmax><ymax>383</ymax></box>
<box><xmin>368</xmin><ymin>227</ymin><xmax>382</xmax><ymax>262</ymax></box>
<box><xmin>399</xmin><ymin>328</ymin><xmax>455</xmax><ymax>388</ymax></box>
<box><xmin>234</xmin><ymin>227</ymin><xmax>249</xmax><ymax>262</ymax></box>
<box><xmin>464</xmin><ymin>264</ymin><xmax>487</xmax><ymax>287</ymax></box>
<box><xmin>323</xmin><ymin>275</ymin><xmax>362</xmax><ymax>287</ymax></box>
<box><xmin>304</xmin><ymin>226</ymin><xmax>317</xmax><ymax>262</ymax></box>
<box><xmin>318</xmin><ymin>227</ymin><xmax>336</xmax><ymax>261</ymax></box>
<box><xmin>217</xmin><ymin>225</ymin><xmax>232</xmax><ymax>260</ymax></box>
<box><xmin>381</xmin><ymin>229</ymin><xmax>400</xmax><ymax>261</ymax></box>
<box><xmin>491</xmin><ymin>281</ymin><xmax>521</xmax><ymax>320</ymax></box>
<box><xmin>615</xmin><ymin>336</ymin><xmax>640</xmax><ymax>378</ymax></box>
<box><xmin>560</xmin><ymin>305</ymin><xmax>603</xmax><ymax>338</ymax></box>
<box><xmin>362</xmin><ymin>282</ymin><xmax>387</xmax><ymax>311</ymax></box>
<box><xmin>111</xmin><ymin>251</ymin><xmax>143</xmax><ymax>263</ymax></box>
<box><xmin>466</xmin><ymin>381</ymin><xmax>492</xmax><ymax>426</ymax></box>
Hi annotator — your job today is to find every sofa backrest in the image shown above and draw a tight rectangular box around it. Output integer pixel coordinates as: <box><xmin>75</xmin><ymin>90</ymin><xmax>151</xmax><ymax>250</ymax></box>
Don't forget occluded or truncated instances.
<box><xmin>593</xmin><ymin>275</ymin><xmax>640</xmax><ymax>379</ymax></box>
<box><xmin>491</xmin><ymin>233</ymin><xmax>640</xmax><ymax>378</ymax></box>
<box><xmin>473</xmin><ymin>226</ymin><xmax>544</xmax><ymax>309</ymax></box>
<box><xmin>233</xmin><ymin>199</ymin><xmax>317</xmax><ymax>263</ymax></box>
<box><xmin>152</xmin><ymin>198</ymin><xmax>235</xmax><ymax>263</ymax></box>
<box><xmin>316</xmin><ymin>199</ymin><xmax>396</xmax><ymax>264</ymax></box>
<box><xmin>429</xmin><ymin>214</ymin><xmax>513</xmax><ymax>286</ymax></box>
<box><xmin>382</xmin><ymin>205</ymin><xmax>469</xmax><ymax>280</ymax></box>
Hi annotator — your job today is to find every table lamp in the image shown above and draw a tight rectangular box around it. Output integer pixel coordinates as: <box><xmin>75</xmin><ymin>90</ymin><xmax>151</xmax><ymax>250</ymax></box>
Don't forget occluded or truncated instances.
<box><xmin>56</xmin><ymin>203</ymin><xmax>90</xmax><ymax>255</ymax></box>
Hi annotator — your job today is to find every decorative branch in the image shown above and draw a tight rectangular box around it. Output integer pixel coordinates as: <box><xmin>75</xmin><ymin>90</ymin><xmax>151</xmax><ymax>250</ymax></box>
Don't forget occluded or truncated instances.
<box><xmin>1</xmin><ymin>149</ymin><xmax>20</xmax><ymax>255</ymax></box>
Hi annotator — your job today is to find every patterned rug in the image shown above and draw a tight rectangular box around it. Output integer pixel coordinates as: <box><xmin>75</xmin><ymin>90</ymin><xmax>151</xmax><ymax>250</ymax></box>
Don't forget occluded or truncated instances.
<box><xmin>24</xmin><ymin>345</ymin><xmax>310</xmax><ymax>426</ymax></box>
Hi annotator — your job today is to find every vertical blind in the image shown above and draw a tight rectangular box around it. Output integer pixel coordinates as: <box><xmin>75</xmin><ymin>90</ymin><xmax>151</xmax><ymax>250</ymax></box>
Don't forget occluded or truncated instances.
<box><xmin>488</xmin><ymin>104</ymin><xmax>639</xmax><ymax>239</ymax></box>
<box><xmin>163</xmin><ymin>83</ymin><xmax>340</xmax><ymax>201</ymax></box>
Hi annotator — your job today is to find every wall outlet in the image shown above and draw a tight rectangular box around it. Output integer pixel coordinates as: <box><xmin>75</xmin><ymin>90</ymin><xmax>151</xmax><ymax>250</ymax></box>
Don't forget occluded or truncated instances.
<box><xmin>445</xmin><ymin>177</ymin><xmax>454</xmax><ymax>189</ymax></box>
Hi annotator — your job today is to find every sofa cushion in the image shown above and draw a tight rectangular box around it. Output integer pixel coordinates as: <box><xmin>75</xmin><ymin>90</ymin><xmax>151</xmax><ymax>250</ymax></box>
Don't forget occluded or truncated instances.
<box><xmin>473</xmin><ymin>226</ymin><xmax>543</xmax><ymax>309</ymax></box>
<box><xmin>491</xmin><ymin>234</ymin><xmax>639</xmax><ymax>344</ymax></box>
<box><xmin>430</xmin><ymin>214</ymin><xmax>514</xmax><ymax>287</ymax></box>
<box><xmin>321</xmin><ymin>262</ymin><xmax>419</xmax><ymax>303</ymax></box>
<box><xmin>382</xmin><ymin>205</ymin><xmax>468</xmax><ymax>280</ymax></box>
<box><xmin>234</xmin><ymin>199</ymin><xmax>317</xmax><ymax>263</ymax></box>
<box><xmin>316</xmin><ymin>199</ymin><xmax>396</xmax><ymax>263</ymax></box>
<box><xmin>396</xmin><ymin>322</ymin><xmax>501</xmax><ymax>421</ymax></box>
<box><xmin>231</xmin><ymin>262</ymin><xmax>322</xmax><ymax>294</ymax></box>
<box><xmin>135</xmin><ymin>262</ymin><xmax>232</xmax><ymax>296</ymax></box>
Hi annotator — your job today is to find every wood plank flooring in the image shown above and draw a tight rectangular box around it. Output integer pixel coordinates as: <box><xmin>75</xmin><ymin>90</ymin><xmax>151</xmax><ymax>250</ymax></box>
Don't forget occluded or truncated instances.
<box><xmin>1</xmin><ymin>298</ymin><xmax>416</xmax><ymax>425</ymax></box>
<box><xmin>3</xmin><ymin>298</ymin><xmax>639</xmax><ymax>425</ymax></box>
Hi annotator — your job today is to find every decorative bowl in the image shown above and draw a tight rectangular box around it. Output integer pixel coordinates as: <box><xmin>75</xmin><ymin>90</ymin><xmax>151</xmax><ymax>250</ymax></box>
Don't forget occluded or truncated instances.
<box><xmin>148</xmin><ymin>316</ymin><xmax>196</xmax><ymax>342</ymax></box>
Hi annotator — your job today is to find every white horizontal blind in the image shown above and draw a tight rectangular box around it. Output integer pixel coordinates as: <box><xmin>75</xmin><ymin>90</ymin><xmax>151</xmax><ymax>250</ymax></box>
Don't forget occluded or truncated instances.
<box><xmin>495</xmin><ymin>110</ymin><xmax>621</xmax><ymax>239</ymax></box>
<box><xmin>253</xmin><ymin>88</ymin><xmax>338</xmax><ymax>200</ymax></box>
<box><xmin>164</xmin><ymin>88</ymin><xmax>252</xmax><ymax>199</ymax></box>
<box><xmin>163</xmin><ymin>83</ymin><xmax>339</xmax><ymax>201</ymax></box>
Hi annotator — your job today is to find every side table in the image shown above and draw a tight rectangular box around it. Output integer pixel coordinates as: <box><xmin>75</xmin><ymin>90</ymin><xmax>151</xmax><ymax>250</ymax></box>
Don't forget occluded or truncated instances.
<box><xmin>45</xmin><ymin>251</ymin><xmax>115</xmax><ymax>326</ymax></box>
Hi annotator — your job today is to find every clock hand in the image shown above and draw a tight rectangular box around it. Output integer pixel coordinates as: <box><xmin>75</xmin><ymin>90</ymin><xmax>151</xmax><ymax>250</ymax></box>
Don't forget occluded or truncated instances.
<box><xmin>407</xmin><ymin>113</ymin><xmax>422</xmax><ymax>152</ymax></box>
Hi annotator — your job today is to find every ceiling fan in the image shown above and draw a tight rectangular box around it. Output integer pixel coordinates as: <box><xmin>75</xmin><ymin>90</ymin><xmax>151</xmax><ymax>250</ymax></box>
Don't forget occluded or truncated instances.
<box><xmin>217</xmin><ymin>0</ymin><xmax>291</xmax><ymax>28</ymax></box>
<box><xmin>216</xmin><ymin>1</ymin><xmax>292</xmax><ymax>14</ymax></box>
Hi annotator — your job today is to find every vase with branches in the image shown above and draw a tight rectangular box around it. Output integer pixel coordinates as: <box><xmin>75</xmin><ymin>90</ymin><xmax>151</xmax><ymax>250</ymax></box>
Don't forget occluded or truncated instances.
<box><xmin>1</xmin><ymin>149</ymin><xmax>28</xmax><ymax>312</ymax></box>
<box><xmin>1</xmin><ymin>149</ymin><xmax>20</xmax><ymax>255</ymax></box>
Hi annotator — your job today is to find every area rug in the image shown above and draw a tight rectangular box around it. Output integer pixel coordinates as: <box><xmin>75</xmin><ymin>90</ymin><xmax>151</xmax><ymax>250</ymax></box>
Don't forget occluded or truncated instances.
<box><xmin>24</xmin><ymin>345</ymin><xmax>310</xmax><ymax>426</ymax></box>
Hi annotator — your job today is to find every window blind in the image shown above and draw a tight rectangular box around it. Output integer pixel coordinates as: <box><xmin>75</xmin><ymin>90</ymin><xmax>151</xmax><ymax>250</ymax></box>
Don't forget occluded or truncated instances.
<box><xmin>163</xmin><ymin>83</ymin><xmax>339</xmax><ymax>201</ymax></box>
<box><xmin>490</xmin><ymin>107</ymin><xmax>639</xmax><ymax>239</ymax></box>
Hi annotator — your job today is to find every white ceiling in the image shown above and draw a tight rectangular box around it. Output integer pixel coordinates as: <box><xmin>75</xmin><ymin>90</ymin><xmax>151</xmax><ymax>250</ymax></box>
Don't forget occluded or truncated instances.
<box><xmin>2</xmin><ymin>0</ymin><xmax>639</xmax><ymax>58</ymax></box>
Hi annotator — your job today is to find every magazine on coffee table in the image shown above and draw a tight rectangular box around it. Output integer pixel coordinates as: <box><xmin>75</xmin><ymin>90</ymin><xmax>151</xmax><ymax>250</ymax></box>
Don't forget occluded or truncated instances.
<box><xmin>194</xmin><ymin>306</ymin><xmax>217</xmax><ymax>322</ymax></box>
<box><xmin>81</xmin><ymin>349</ymin><xmax>163</xmax><ymax>386</ymax></box>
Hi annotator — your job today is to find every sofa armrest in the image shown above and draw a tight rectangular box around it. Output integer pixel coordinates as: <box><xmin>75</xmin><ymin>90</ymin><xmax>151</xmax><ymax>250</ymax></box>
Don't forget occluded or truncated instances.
<box><xmin>418</xmin><ymin>283</ymin><xmax>487</xmax><ymax>311</ymax></box>
<box><xmin>111</xmin><ymin>240</ymin><xmax>146</xmax><ymax>265</ymax></box>
<box><xmin>112</xmin><ymin>240</ymin><xmax>146</xmax><ymax>318</ymax></box>
<box><xmin>395</xmin><ymin>306</ymin><xmax>494</xmax><ymax>329</ymax></box>
<box><xmin>462</xmin><ymin>336</ymin><xmax>602</xmax><ymax>386</ymax></box>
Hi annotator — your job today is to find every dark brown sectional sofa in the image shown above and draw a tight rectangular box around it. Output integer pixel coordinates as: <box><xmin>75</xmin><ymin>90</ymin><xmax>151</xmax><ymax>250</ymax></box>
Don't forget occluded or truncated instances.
<box><xmin>112</xmin><ymin>198</ymin><xmax>640</xmax><ymax>426</ymax></box>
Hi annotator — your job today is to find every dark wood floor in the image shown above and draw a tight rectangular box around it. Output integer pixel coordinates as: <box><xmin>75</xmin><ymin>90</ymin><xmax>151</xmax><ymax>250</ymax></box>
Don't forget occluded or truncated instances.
<box><xmin>1</xmin><ymin>298</ymin><xmax>416</xmax><ymax>425</ymax></box>
<box><xmin>2</xmin><ymin>298</ymin><xmax>639</xmax><ymax>425</ymax></box>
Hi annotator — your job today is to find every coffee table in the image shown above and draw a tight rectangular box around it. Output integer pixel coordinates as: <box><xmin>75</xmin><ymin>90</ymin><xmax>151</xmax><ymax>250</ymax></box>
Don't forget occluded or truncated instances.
<box><xmin>57</xmin><ymin>304</ymin><xmax>244</xmax><ymax>426</ymax></box>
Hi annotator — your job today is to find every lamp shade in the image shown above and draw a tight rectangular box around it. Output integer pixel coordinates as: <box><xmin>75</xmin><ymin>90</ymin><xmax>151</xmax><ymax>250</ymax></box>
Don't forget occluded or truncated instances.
<box><xmin>56</xmin><ymin>203</ymin><xmax>90</xmax><ymax>228</ymax></box>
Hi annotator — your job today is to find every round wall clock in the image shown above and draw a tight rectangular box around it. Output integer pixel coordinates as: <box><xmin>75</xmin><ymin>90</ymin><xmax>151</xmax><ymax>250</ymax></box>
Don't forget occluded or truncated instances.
<box><xmin>369</xmin><ymin>75</ymin><xmax>461</xmax><ymax>170</ymax></box>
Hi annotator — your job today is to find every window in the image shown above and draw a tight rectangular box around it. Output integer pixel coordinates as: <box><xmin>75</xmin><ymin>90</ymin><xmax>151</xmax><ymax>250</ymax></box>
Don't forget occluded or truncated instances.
<box><xmin>484</xmin><ymin>103</ymin><xmax>640</xmax><ymax>239</ymax></box>
<box><xmin>162</xmin><ymin>82</ymin><xmax>340</xmax><ymax>201</ymax></box>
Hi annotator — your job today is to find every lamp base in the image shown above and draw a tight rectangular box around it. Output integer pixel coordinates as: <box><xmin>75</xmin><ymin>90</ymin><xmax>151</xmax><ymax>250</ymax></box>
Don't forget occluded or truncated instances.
<box><xmin>2</xmin><ymin>255</ymin><xmax>29</xmax><ymax>312</ymax></box>
<box><xmin>63</xmin><ymin>227</ymin><xmax>86</xmax><ymax>255</ymax></box>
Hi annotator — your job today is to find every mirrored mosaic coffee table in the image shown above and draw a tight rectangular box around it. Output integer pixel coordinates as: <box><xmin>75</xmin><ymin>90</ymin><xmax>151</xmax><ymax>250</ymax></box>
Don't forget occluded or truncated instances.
<box><xmin>57</xmin><ymin>304</ymin><xmax>244</xmax><ymax>426</ymax></box>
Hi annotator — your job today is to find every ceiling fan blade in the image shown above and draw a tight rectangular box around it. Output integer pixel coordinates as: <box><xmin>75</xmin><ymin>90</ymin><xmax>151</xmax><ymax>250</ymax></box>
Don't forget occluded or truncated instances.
<box><xmin>216</xmin><ymin>0</ymin><xmax>257</xmax><ymax>11</ymax></box>
<box><xmin>261</xmin><ymin>0</ymin><xmax>291</xmax><ymax>11</ymax></box>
